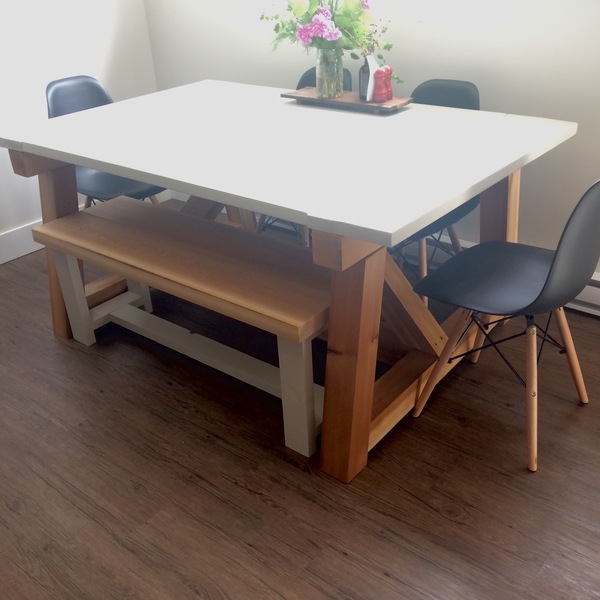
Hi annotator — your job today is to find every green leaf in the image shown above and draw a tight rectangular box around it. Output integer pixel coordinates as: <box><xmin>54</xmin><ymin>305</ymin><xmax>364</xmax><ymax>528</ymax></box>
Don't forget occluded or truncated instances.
<box><xmin>307</xmin><ymin>0</ymin><xmax>320</xmax><ymax>16</ymax></box>
<box><xmin>289</xmin><ymin>0</ymin><xmax>310</xmax><ymax>17</ymax></box>
<box><xmin>341</xmin><ymin>0</ymin><xmax>363</xmax><ymax>13</ymax></box>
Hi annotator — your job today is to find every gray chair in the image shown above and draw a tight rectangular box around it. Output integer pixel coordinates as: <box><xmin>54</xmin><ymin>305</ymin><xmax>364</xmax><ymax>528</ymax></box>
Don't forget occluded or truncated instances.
<box><xmin>412</xmin><ymin>78</ymin><xmax>479</xmax><ymax>109</ymax></box>
<box><xmin>46</xmin><ymin>75</ymin><xmax>165</xmax><ymax>208</ymax></box>
<box><xmin>393</xmin><ymin>79</ymin><xmax>481</xmax><ymax>288</ymax></box>
<box><xmin>412</xmin><ymin>179</ymin><xmax>600</xmax><ymax>471</ymax></box>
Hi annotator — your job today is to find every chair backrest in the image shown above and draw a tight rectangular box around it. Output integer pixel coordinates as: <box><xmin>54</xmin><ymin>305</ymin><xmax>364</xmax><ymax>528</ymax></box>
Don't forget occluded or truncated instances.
<box><xmin>411</xmin><ymin>79</ymin><xmax>480</xmax><ymax>110</ymax></box>
<box><xmin>46</xmin><ymin>75</ymin><xmax>113</xmax><ymax>118</ymax></box>
<box><xmin>297</xmin><ymin>67</ymin><xmax>353</xmax><ymax>92</ymax></box>
<box><xmin>525</xmin><ymin>179</ymin><xmax>600</xmax><ymax>315</ymax></box>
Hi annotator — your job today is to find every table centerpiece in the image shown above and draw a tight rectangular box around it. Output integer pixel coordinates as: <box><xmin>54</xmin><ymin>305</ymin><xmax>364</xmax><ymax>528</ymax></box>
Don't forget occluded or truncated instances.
<box><xmin>261</xmin><ymin>0</ymin><xmax>395</xmax><ymax>99</ymax></box>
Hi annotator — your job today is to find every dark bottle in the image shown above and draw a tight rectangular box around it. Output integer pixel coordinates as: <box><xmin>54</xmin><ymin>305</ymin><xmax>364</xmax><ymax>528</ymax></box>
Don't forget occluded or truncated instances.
<box><xmin>359</xmin><ymin>58</ymin><xmax>369</xmax><ymax>101</ymax></box>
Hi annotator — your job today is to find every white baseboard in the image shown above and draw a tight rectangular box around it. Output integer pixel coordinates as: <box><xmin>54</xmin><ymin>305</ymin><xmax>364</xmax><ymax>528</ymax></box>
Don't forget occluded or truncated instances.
<box><xmin>569</xmin><ymin>273</ymin><xmax>600</xmax><ymax>316</ymax></box>
<box><xmin>0</xmin><ymin>220</ymin><xmax>44</xmax><ymax>264</ymax></box>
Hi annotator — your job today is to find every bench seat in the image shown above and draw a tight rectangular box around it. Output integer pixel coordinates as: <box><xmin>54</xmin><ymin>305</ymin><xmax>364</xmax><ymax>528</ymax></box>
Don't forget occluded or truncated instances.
<box><xmin>32</xmin><ymin>198</ymin><xmax>332</xmax><ymax>456</ymax></box>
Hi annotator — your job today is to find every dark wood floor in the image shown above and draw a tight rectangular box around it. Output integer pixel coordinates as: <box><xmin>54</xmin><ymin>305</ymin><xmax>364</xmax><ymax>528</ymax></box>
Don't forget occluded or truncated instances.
<box><xmin>2</xmin><ymin>249</ymin><xmax>600</xmax><ymax>599</ymax></box>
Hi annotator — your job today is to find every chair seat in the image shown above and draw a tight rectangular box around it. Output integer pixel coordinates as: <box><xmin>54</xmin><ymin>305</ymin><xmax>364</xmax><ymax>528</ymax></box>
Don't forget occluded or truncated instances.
<box><xmin>413</xmin><ymin>241</ymin><xmax>554</xmax><ymax>315</ymax></box>
<box><xmin>76</xmin><ymin>166</ymin><xmax>164</xmax><ymax>201</ymax></box>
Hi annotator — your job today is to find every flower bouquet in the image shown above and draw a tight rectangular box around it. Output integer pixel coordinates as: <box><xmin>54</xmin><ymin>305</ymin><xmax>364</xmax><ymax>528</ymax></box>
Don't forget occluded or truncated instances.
<box><xmin>261</xmin><ymin>0</ymin><xmax>394</xmax><ymax>99</ymax></box>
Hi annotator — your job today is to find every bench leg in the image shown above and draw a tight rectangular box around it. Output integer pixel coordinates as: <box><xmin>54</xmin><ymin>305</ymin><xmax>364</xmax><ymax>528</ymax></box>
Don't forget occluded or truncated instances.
<box><xmin>51</xmin><ymin>250</ymin><xmax>153</xmax><ymax>347</ymax></box>
<box><xmin>52</xmin><ymin>250</ymin><xmax>97</xmax><ymax>346</ymax></box>
<box><xmin>126</xmin><ymin>279</ymin><xmax>153</xmax><ymax>313</ymax></box>
<box><xmin>277</xmin><ymin>336</ymin><xmax>317</xmax><ymax>457</ymax></box>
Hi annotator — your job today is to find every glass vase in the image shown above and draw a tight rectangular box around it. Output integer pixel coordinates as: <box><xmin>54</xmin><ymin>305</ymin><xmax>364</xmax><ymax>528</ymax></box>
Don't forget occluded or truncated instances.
<box><xmin>315</xmin><ymin>48</ymin><xmax>344</xmax><ymax>99</ymax></box>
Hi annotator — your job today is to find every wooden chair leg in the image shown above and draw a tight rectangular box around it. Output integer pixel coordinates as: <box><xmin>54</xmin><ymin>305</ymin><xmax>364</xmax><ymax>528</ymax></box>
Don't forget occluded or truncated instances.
<box><xmin>413</xmin><ymin>308</ymin><xmax>472</xmax><ymax>417</ymax></box>
<box><xmin>525</xmin><ymin>317</ymin><xmax>538</xmax><ymax>472</ymax></box>
<box><xmin>554</xmin><ymin>306</ymin><xmax>589</xmax><ymax>405</ymax></box>
<box><xmin>446</xmin><ymin>225</ymin><xmax>463</xmax><ymax>254</ymax></box>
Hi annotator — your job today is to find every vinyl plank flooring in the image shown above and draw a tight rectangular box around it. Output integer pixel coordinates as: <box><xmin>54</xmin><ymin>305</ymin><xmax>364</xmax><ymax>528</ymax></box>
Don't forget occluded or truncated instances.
<box><xmin>2</xmin><ymin>250</ymin><xmax>600</xmax><ymax>599</ymax></box>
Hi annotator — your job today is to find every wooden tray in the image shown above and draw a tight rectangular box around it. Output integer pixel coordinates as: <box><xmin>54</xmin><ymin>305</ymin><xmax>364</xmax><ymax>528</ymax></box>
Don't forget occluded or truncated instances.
<box><xmin>281</xmin><ymin>88</ymin><xmax>412</xmax><ymax>115</ymax></box>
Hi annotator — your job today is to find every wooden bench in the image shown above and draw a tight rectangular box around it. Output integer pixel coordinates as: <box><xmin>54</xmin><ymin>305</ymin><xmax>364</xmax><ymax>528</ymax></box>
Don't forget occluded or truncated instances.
<box><xmin>31</xmin><ymin>197</ymin><xmax>332</xmax><ymax>456</ymax></box>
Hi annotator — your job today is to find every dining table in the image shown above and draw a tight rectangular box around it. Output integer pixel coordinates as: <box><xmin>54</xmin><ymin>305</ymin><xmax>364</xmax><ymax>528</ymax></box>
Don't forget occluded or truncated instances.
<box><xmin>0</xmin><ymin>80</ymin><xmax>577</xmax><ymax>482</ymax></box>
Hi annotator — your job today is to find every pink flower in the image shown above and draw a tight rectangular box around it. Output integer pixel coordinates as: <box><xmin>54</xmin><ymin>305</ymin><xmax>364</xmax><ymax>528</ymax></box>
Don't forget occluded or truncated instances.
<box><xmin>322</xmin><ymin>22</ymin><xmax>342</xmax><ymax>41</ymax></box>
<box><xmin>296</xmin><ymin>11</ymin><xmax>341</xmax><ymax>45</ymax></box>
<box><xmin>296</xmin><ymin>23</ymin><xmax>313</xmax><ymax>44</ymax></box>
<box><xmin>361</xmin><ymin>0</ymin><xmax>370</xmax><ymax>8</ymax></box>
<box><xmin>316</xmin><ymin>6</ymin><xmax>332</xmax><ymax>20</ymax></box>
<box><xmin>311</xmin><ymin>14</ymin><xmax>341</xmax><ymax>41</ymax></box>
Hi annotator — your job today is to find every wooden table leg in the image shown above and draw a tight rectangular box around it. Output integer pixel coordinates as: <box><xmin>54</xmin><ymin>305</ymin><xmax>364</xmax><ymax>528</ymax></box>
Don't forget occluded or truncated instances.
<box><xmin>37</xmin><ymin>166</ymin><xmax>79</xmax><ymax>337</ymax></box>
<box><xmin>316</xmin><ymin>171</ymin><xmax>524</xmax><ymax>482</ymax></box>
<box><xmin>480</xmin><ymin>170</ymin><xmax>521</xmax><ymax>243</ymax></box>
<box><xmin>7</xmin><ymin>149</ymin><xmax>81</xmax><ymax>338</ymax></box>
<box><xmin>319</xmin><ymin>246</ymin><xmax>387</xmax><ymax>483</ymax></box>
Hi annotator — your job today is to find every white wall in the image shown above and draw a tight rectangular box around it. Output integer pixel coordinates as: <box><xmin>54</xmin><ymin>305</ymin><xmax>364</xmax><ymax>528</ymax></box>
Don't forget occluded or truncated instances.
<box><xmin>0</xmin><ymin>0</ymin><xmax>158</xmax><ymax>264</ymax></box>
<box><xmin>3</xmin><ymin>0</ymin><xmax>598</xmax><ymax>266</ymax></box>
<box><xmin>144</xmin><ymin>0</ymin><xmax>600</xmax><ymax>253</ymax></box>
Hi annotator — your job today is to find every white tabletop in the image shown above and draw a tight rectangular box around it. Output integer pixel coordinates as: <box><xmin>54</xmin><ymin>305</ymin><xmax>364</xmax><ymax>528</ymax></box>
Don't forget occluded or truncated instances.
<box><xmin>0</xmin><ymin>80</ymin><xmax>577</xmax><ymax>247</ymax></box>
